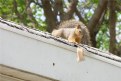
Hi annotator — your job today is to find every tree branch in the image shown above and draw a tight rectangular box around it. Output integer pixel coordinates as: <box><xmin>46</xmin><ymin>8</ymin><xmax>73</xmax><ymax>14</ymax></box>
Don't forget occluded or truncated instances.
<box><xmin>117</xmin><ymin>46</ymin><xmax>121</xmax><ymax>56</ymax></box>
<box><xmin>25</xmin><ymin>0</ymin><xmax>39</xmax><ymax>28</ymax></box>
<box><xmin>87</xmin><ymin>0</ymin><xmax>108</xmax><ymax>47</ymax></box>
<box><xmin>32</xmin><ymin>0</ymin><xmax>43</xmax><ymax>8</ymax></box>
<box><xmin>95</xmin><ymin>9</ymin><xmax>106</xmax><ymax>34</ymax></box>
<box><xmin>13</xmin><ymin>0</ymin><xmax>26</xmax><ymax>25</ymax></box>
<box><xmin>116</xmin><ymin>5</ymin><xmax>121</xmax><ymax>12</ymax></box>
<box><xmin>54</xmin><ymin>0</ymin><xmax>64</xmax><ymax>21</ymax></box>
<box><xmin>75</xmin><ymin>8</ymin><xmax>86</xmax><ymax>25</ymax></box>
<box><xmin>63</xmin><ymin>0</ymin><xmax>78</xmax><ymax>20</ymax></box>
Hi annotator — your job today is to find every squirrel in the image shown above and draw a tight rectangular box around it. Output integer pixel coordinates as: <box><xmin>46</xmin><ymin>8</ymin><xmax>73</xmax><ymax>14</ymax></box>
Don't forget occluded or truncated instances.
<box><xmin>52</xmin><ymin>20</ymin><xmax>91</xmax><ymax>62</ymax></box>
<box><xmin>52</xmin><ymin>19</ymin><xmax>91</xmax><ymax>45</ymax></box>
<box><xmin>52</xmin><ymin>24</ymin><xmax>83</xmax><ymax>44</ymax></box>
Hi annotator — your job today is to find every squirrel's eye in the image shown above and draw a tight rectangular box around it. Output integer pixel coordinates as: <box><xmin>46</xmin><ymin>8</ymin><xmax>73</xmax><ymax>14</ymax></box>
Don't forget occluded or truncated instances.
<box><xmin>79</xmin><ymin>30</ymin><xmax>82</xmax><ymax>33</ymax></box>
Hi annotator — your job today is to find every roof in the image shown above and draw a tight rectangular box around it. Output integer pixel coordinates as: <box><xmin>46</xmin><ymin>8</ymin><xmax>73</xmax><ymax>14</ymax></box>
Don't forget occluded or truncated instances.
<box><xmin>0</xmin><ymin>17</ymin><xmax>121</xmax><ymax>63</ymax></box>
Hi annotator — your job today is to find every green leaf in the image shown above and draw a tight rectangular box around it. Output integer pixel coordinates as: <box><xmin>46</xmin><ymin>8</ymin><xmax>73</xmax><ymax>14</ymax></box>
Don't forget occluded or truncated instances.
<box><xmin>91</xmin><ymin>0</ymin><xmax>98</xmax><ymax>3</ymax></box>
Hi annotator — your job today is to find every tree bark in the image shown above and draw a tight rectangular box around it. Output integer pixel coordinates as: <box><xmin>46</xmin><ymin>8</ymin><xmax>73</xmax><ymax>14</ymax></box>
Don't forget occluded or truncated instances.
<box><xmin>41</xmin><ymin>0</ymin><xmax>57</xmax><ymax>32</ymax></box>
<box><xmin>109</xmin><ymin>0</ymin><xmax>117</xmax><ymax>55</ymax></box>
<box><xmin>87</xmin><ymin>0</ymin><xmax>108</xmax><ymax>47</ymax></box>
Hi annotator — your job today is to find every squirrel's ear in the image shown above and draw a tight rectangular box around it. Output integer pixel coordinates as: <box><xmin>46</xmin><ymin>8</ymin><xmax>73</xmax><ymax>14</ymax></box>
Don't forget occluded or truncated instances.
<box><xmin>76</xmin><ymin>24</ymin><xmax>81</xmax><ymax>29</ymax></box>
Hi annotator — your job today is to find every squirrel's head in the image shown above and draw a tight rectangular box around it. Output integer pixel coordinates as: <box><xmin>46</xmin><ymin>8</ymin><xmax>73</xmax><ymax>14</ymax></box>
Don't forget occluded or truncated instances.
<box><xmin>75</xmin><ymin>24</ymin><xmax>82</xmax><ymax>34</ymax></box>
<box><xmin>75</xmin><ymin>24</ymin><xmax>83</xmax><ymax>38</ymax></box>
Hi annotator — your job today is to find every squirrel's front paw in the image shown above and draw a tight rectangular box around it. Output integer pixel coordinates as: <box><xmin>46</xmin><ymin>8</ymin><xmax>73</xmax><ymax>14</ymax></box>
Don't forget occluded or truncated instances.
<box><xmin>68</xmin><ymin>40</ymin><xmax>78</xmax><ymax>44</ymax></box>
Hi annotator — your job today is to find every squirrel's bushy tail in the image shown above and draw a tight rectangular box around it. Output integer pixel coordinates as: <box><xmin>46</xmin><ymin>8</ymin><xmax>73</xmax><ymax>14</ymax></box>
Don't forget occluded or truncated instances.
<box><xmin>58</xmin><ymin>19</ymin><xmax>91</xmax><ymax>46</ymax></box>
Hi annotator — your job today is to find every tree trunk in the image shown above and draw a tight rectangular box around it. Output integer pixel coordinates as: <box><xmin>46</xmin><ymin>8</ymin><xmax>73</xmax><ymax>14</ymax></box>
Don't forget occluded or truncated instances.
<box><xmin>41</xmin><ymin>0</ymin><xmax>57</xmax><ymax>32</ymax></box>
<box><xmin>109</xmin><ymin>0</ymin><xmax>117</xmax><ymax>55</ymax></box>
